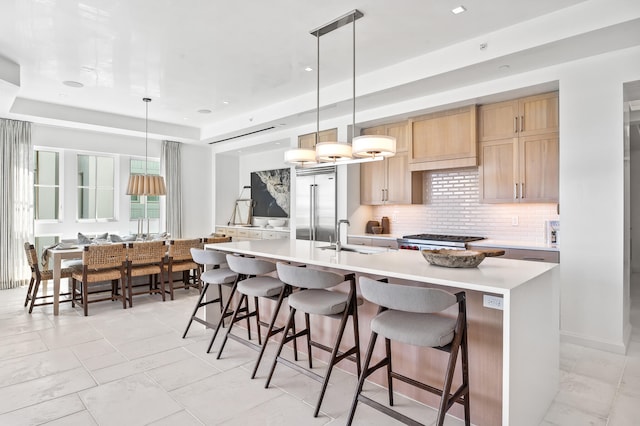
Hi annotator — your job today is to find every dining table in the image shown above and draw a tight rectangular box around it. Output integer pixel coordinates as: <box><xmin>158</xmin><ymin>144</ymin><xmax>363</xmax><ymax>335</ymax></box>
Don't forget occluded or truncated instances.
<box><xmin>47</xmin><ymin>245</ymin><xmax>83</xmax><ymax>315</ymax></box>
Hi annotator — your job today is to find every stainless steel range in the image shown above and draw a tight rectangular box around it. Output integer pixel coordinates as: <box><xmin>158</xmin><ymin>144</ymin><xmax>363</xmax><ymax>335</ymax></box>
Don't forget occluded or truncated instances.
<box><xmin>397</xmin><ymin>234</ymin><xmax>485</xmax><ymax>251</ymax></box>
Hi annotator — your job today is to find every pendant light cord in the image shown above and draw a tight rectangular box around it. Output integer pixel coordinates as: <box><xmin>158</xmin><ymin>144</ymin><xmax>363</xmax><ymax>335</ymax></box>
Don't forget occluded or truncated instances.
<box><xmin>352</xmin><ymin>15</ymin><xmax>356</xmax><ymax>141</ymax></box>
<box><xmin>143</xmin><ymin>97</ymin><xmax>151</xmax><ymax>176</ymax></box>
<box><xmin>316</xmin><ymin>32</ymin><xmax>320</xmax><ymax>146</ymax></box>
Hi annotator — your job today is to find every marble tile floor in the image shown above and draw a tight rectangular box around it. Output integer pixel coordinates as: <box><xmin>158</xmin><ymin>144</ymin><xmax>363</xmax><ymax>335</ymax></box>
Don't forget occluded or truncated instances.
<box><xmin>0</xmin><ymin>280</ymin><xmax>638</xmax><ymax>426</ymax></box>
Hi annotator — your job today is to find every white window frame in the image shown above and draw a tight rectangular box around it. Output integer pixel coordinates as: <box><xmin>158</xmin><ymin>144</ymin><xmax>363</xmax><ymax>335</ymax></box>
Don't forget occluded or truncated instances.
<box><xmin>76</xmin><ymin>152</ymin><xmax>119</xmax><ymax>222</ymax></box>
<box><xmin>33</xmin><ymin>147</ymin><xmax>63</xmax><ymax>223</ymax></box>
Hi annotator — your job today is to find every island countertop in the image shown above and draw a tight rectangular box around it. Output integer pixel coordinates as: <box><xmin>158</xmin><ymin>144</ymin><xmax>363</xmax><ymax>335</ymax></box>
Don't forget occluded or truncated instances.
<box><xmin>206</xmin><ymin>239</ymin><xmax>557</xmax><ymax>295</ymax></box>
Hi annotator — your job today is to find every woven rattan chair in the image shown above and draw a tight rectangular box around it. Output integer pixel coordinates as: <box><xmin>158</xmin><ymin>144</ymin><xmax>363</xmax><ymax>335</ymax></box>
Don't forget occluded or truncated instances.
<box><xmin>71</xmin><ymin>243</ymin><xmax>127</xmax><ymax>316</ymax></box>
<box><xmin>125</xmin><ymin>240</ymin><xmax>167</xmax><ymax>307</ymax></box>
<box><xmin>347</xmin><ymin>277</ymin><xmax>470</xmax><ymax>426</ymax></box>
<box><xmin>23</xmin><ymin>242</ymin><xmax>75</xmax><ymax>313</ymax></box>
<box><xmin>163</xmin><ymin>239</ymin><xmax>203</xmax><ymax>300</ymax></box>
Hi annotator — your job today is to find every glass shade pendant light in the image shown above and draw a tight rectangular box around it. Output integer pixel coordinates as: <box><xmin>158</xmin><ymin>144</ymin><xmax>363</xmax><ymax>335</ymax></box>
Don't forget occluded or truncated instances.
<box><xmin>126</xmin><ymin>98</ymin><xmax>167</xmax><ymax>196</ymax></box>
<box><xmin>352</xmin><ymin>135</ymin><xmax>396</xmax><ymax>158</ymax></box>
<box><xmin>284</xmin><ymin>9</ymin><xmax>394</xmax><ymax>167</ymax></box>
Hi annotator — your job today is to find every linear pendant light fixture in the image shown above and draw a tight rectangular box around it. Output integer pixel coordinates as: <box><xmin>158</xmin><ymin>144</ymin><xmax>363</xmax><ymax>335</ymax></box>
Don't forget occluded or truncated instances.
<box><xmin>126</xmin><ymin>98</ymin><xmax>167</xmax><ymax>196</ymax></box>
<box><xmin>284</xmin><ymin>9</ymin><xmax>395</xmax><ymax>167</ymax></box>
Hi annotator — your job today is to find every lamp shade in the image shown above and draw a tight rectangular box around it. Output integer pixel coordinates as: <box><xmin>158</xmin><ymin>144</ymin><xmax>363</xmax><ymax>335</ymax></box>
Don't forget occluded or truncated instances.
<box><xmin>126</xmin><ymin>174</ymin><xmax>167</xmax><ymax>196</ymax></box>
<box><xmin>352</xmin><ymin>135</ymin><xmax>397</xmax><ymax>158</ymax></box>
<box><xmin>284</xmin><ymin>148</ymin><xmax>318</xmax><ymax>165</ymax></box>
<box><xmin>315</xmin><ymin>142</ymin><xmax>353</xmax><ymax>162</ymax></box>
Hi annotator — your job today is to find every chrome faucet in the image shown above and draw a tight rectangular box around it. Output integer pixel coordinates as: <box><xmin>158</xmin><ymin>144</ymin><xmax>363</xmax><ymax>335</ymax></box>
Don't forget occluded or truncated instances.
<box><xmin>335</xmin><ymin>219</ymin><xmax>350</xmax><ymax>252</ymax></box>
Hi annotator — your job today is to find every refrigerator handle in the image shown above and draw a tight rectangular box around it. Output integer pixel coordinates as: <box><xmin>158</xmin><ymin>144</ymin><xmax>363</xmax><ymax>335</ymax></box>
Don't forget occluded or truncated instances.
<box><xmin>310</xmin><ymin>184</ymin><xmax>317</xmax><ymax>240</ymax></box>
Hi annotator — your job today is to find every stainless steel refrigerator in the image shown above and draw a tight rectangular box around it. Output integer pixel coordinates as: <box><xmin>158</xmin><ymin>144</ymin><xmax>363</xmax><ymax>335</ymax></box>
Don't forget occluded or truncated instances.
<box><xmin>296</xmin><ymin>166</ymin><xmax>336</xmax><ymax>242</ymax></box>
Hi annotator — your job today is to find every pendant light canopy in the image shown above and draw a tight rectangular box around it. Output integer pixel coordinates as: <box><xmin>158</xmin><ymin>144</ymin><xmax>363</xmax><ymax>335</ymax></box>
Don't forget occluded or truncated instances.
<box><xmin>126</xmin><ymin>98</ymin><xmax>167</xmax><ymax>196</ymax></box>
<box><xmin>284</xmin><ymin>10</ymin><xmax>395</xmax><ymax>167</ymax></box>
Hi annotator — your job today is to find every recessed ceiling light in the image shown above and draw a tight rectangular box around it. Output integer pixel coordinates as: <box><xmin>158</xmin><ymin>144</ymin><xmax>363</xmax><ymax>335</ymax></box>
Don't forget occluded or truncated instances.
<box><xmin>183</xmin><ymin>117</ymin><xmax>189</xmax><ymax>120</ymax></box>
<box><xmin>63</xmin><ymin>80</ymin><xmax>84</xmax><ymax>88</ymax></box>
<box><xmin>275</xmin><ymin>142</ymin><xmax>281</xmax><ymax>145</ymax></box>
<box><xmin>304</xmin><ymin>67</ymin><xmax>313</xmax><ymax>72</ymax></box>
<box><xmin>498</xmin><ymin>64</ymin><xmax>511</xmax><ymax>71</ymax></box>
<box><xmin>451</xmin><ymin>6</ymin><xmax>466</xmax><ymax>14</ymax></box>
<box><xmin>197</xmin><ymin>109</ymin><xmax>212</xmax><ymax>114</ymax></box>
<box><xmin>222</xmin><ymin>101</ymin><xmax>229</xmax><ymax>105</ymax></box>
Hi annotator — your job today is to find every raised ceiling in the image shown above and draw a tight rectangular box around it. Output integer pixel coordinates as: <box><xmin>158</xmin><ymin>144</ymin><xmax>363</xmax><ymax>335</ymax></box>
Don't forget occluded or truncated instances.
<box><xmin>0</xmin><ymin>0</ymin><xmax>638</xmax><ymax>144</ymax></box>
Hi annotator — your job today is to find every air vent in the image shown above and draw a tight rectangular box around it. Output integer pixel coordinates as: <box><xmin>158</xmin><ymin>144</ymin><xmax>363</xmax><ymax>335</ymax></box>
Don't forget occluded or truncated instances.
<box><xmin>208</xmin><ymin>126</ymin><xmax>276</xmax><ymax>144</ymax></box>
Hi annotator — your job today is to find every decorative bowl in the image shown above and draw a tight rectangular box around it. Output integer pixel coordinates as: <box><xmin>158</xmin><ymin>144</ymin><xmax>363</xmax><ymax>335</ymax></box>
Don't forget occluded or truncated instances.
<box><xmin>371</xmin><ymin>226</ymin><xmax>383</xmax><ymax>234</ymax></box>
<box><xmin>268</xmin><ymin>219</ymin><xmax>286</xmax><ymax>227</ymax></box>
<box><xmin>253</xmin><ymin>218</ymin><xmax>268</xmax><ymax>227</ymax></box>
<box><xmin>421</xmin><ymin>249</ymin><xmax>486</xmax><ymax>268</ymax></box>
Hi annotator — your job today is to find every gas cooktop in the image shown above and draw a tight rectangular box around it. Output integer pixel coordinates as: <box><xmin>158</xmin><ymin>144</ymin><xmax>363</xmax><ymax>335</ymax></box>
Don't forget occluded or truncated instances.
<box><xmin>397</xmin><ymin>234</ymin><xmax>485</xmax><ymax>250</ymax></box>
<box><xmin>401</xmin><ymin>234</ymin><xmax>485</xmax><ymax>243</ymax></box>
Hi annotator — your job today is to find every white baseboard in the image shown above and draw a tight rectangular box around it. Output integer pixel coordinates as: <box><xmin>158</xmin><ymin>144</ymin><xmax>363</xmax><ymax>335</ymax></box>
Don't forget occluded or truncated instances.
<box><xmin>560</xmin><ymin>329</ymin><xmax>630</xmax><ymax>354</ymax></box>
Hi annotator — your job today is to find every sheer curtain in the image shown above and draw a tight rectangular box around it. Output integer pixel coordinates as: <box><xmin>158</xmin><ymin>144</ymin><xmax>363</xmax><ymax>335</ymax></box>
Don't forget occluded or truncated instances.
<box><xmin>161</xmin><ymin>140</ymin><xmax>182</xmax><ymax>238</ymax></box>
<box><xmin>0</xmin><ymin>119</ymin><xmax>33</xmax><ymax>290</ymax></box>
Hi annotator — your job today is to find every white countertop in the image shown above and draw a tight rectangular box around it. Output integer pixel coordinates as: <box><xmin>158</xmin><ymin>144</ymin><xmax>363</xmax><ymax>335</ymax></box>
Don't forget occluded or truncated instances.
<box><xmin>206</xmin><ymin>239</ymin><xmax>557</xmax><ymax>295</ymax></box>
<box><xmin>217</xmin><ymin>224</ymin><xmax>290</xmax><ymax>232</ymax></box>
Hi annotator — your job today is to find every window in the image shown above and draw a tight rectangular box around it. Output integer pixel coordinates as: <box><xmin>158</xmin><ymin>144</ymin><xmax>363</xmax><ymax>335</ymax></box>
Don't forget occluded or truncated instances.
<box><xmin>34</xmin><ymin>150</ymin><xmax>60</xmax><ymax>220</ymax></box>
<box><xmin>129</xmin><ymin>159</ymin><xmax>160</xmax><ymax>220</ymax></box>
<box><xmin>77</xmin><ymin>154</ymin><xmax>115</xmax><ymax>220</ymax></box>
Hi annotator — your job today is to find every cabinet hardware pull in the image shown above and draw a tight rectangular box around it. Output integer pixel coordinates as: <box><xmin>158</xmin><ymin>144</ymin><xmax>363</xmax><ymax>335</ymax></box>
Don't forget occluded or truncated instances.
<box><xmin>523</xmin><ymin>258</ymin><xmax>545</xmax><ymax>261</ymax></box>
<box><xmin>514</xmin><ymin>183</ymin><xmax>519</xmax><ymax>199</ymax></box>
<box><xmin>521</xmin><ymin>182</ymin><xmax>525</xmax><ymax>199</ymax></box>
<box><xmin>514</xmin><ymin>117</ymin><xmax>518</xmax><ymax>133</ymax></box>
<box><xmin>520</xmin><ymin>115</ymin><xmax>524</xmax><ymax>132</ymax></box>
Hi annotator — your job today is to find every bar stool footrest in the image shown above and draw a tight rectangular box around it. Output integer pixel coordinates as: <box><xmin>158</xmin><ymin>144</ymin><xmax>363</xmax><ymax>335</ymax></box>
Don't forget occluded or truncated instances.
<box><xmin>356</xmin><ymin>394</ymin><xmax>424</xmax><ymax>426</ymax></box>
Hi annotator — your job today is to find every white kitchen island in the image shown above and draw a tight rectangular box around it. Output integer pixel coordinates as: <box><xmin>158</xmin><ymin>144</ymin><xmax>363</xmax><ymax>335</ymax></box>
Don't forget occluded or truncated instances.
<box><xmin>205</xmin><ymin>239</ymin><xmax>560</xmax><ymax>426</ymax></box>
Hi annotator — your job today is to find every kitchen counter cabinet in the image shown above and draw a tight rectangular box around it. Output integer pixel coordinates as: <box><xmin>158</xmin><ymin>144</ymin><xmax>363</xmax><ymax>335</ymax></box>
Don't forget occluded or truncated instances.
<box><xmin>206</xmin><ymin>239</ymin><xmax>559</xmax><ymax>426</ymax></box>
<box><xmin>409</xmin><ymin>105</ymin><xmax>477</xmax><ymax>171</ymax></box>
<box><xmin>360</xmin><ymin>122</ymin><xmax>422</xmax><ymax>205</ymax></box>
<box><xmin>348</xmin><ymin>234</ymin><xmax>399</xmax><ymax>249</ymax></box>
<box><xmin>215</xmin><ymin>225</ymin><xmax>289</xmax><ymax>241</ymax></box>
<box><xmin>471</xmin><ymin>245</ymin><xmax>559</xmax><ymax>263</ymax></box>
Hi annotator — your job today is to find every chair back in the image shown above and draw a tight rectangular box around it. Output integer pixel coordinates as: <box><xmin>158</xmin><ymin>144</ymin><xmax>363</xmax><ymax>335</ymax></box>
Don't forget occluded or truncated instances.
<box><xmin>82</xmin><ymin>243</ymin><xmax>127</xmax><ymax>270</ymax></box>
<box><xmin>190</xmin><ymin>248</ymin><xmax>227</xmax><ymax>267</ymax></box>
<box><xmin>24</xmin><ymin>242</ymin><xmax>39</xmax><ymax>273</ymax></box>
<box><xmin>226</xmin><ymin>254</ymin><xmax>275</xmax><ymax>276</ymax></box>
<box><xmin>359</xmin><ymin>277</ymin><xmax>457</xmax><ymax>314</ymax></box>
<box><xmin>127</xmin><ymin>240</ymin><xmax>166</xmax><ymax>266</ymax></box>
<box><xmin>168</xmin><ymin>239</ymin><xmax>203</xmax><ymax>261</ymax></box>
<box><xmin>201</xmin><ymin>236</ymin><xmax>232</xmax><ymax>244</ymax></box>
<box><xmin>276</xmin><ymin>262</ymin><xmax>344</xmax><ymax>289</ymax></box>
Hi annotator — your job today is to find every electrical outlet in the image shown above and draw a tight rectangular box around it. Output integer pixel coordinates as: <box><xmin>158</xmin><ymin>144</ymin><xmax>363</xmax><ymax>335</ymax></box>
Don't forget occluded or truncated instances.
<box><xmin>511</xmin><ymin>216</ymin><xmax>519</xmax><ymax>226</ymax></box>
<box><xmin>483</xmin><ymin>295</ymin><xmax>504</xmax><ymax>310</ymax></box>
<box><xmin>391</xmin><ymin>212</ymin><xmax>398</xmax><ymax>223</ymax></box>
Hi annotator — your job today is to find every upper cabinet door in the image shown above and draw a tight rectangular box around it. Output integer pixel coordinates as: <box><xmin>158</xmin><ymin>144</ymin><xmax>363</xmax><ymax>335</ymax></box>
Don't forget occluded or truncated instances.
<box><xmin>478</xmin><ymin>100</ymin><xmax>519</xmax><ymax>142</ymax></box>
<box><xmin>385</xmin><ymin>122</ymin><xmax>409</xmax><ymax>152</ymax></box>
<box><xmin>479</xmin><ymin>138</ymin><xmax>518</xmax><ymax>203</ymax></box>
<box><xmin>298</xmin><ymin>128</ymin><xmax>338</xmax><ymax>149</ymax></box>
<box><xmin>519</xmin><ymin>133</ymin><xmax>559</xmax><ymax>202</ymax></box>
<box><xmin>519</xmin><ymin>92</ymin><xmax>559</xmax><ymax>137</ymax></box>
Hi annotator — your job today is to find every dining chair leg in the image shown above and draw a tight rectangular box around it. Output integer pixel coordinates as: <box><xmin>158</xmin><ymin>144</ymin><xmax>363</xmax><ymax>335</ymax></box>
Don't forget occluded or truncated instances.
<box><xmin>120</xmin><ymin>278</ymin><xmax>127</xmax><ymax>309</ymax></box>
<box><xmin>346</xmin><ymin>330</ymin><xmax>380</xmax><ymax>426</ymax></box>
<box><xmin>24</xmin><ymin>277</ymin><xmax>35</xmax><ymax>307</ymax></box>
<box><xmin>28</xmin><ymin>277</ymin><xmax>41</xmax><ymax>314</ymax></box>
<box><xmin>265</xmin><ymin>307</ymin><xmax>297</xmax><ymax>388</ymax></box>
<box><xmin>216</xmin><ymin>294</ymin><xmax>248</xmax><ymax>359</ymax></box>
<box><xmin>183</xmin><ymin>283</ymin><xmax>210</xmax><ymax>338</ymax></box>
<box><xmin>206</xmin><ymin>276</ymin><xmax>240</xmax><ymax>353</ymax></box>
<box><xmin>82</xmin><ymin>281</ymin><xmax>89</xmax><ymax>316</ymax></box>
<box><xmin>250</xmin><ymin>288</ymin><xmax>287</xmax><ymax>379</ymax></box>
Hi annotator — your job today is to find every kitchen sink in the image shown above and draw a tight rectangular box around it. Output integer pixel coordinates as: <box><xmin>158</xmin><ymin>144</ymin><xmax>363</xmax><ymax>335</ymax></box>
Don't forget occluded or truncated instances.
<box><xmin>318</xmin><ymin>244</ymin><xmax>389</xmax><ymax>255</ymax></box>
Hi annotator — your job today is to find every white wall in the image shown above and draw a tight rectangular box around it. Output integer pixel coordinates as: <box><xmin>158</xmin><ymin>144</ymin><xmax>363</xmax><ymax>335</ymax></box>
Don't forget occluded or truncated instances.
<box><xmin>33</xmin><ymin>124</ymin><xmax>211</xmax><ymax>240</ymax></box>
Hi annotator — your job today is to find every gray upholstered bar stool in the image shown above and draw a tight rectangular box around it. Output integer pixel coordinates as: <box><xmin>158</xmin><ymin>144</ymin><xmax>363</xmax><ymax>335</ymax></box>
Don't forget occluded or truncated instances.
<box><xmin>265</xmin><ymin>262</ymin><xmax>361</xmax><ymax>417</ymax></box>
<box><xmin>215</xmin><ymin>254</ymin><xmax>294</xmax><ymax>379</ymax></box>
<box><xmin>182</xmin><ymin>248</ymin><xmax>238</xmax><ymax>339</ymax></box>
<box><xmin>347</xmin><ymin>277</ymin><xmax>470</xmax><ymax>426</ymax></box>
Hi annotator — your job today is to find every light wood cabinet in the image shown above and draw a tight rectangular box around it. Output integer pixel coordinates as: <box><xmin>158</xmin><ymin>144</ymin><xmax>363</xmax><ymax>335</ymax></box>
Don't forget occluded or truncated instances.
<box><xmin>471</xmin><ymin>245</ymin><xmax>559</xmax><ymax>263</ymax></box>
<box><xmin>479</xmin><ymin>92</ymin><xmax>559</xmax><ymax>203</ymax></box>
<box><xmin>360</xmin><ymin>122</ymin><xmax>422</xmax><ymax>205</ymax></box>
<box><xmin>215</xmin><ymin>226</ymin><xmax>289</xmax><ymax>241</ymax></box>
<box><xmin>409</xmin><ymin>105</ymin><xmax>477</xmax><ymax>171</ymax></box>
<box><xmin>347</xmin><ymin>236</ymin><xmax>399</xmax><ymax>250</ymax></box>
<box><xmin>298</xmin><ymin>128</ymin><xmax>338</xmax><ymax>149</ymax></box>
<box><xmin>480</xmin><ymin>133</ymin><xmax>559</xmax><ymax>203</ymax></box>
<box><xmin>479</xmin><ymin>92</ymin><xmax>559</xmax><ymax>141</ymax></box>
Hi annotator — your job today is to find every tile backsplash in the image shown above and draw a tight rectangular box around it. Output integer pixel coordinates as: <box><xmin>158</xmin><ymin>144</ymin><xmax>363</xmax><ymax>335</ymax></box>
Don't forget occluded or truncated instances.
<box><xmin>371</xmin><ymin>167</ymin><xmax>559</xmax><ymax>243</ymax></box>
